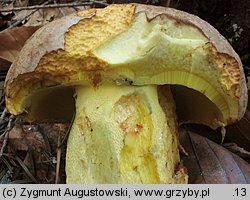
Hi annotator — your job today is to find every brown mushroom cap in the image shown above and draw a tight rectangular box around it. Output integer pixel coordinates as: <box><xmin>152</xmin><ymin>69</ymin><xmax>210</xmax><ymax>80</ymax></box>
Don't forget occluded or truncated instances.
<box><xmin>4</xmin><ymin>4</ymin><xmax>248</xmax><ymax>128</ymax></box>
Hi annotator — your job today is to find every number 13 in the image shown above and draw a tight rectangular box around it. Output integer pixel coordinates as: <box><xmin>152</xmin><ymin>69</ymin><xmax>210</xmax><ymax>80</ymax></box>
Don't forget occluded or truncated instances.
<box><xmin>235</xmin><ymin>188</ymin><xmax>246</xmax><ymax>196</ymax></box>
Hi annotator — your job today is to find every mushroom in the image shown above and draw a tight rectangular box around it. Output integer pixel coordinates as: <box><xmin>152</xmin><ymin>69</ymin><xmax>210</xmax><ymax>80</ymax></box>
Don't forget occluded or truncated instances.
<box><xmin>4</xmin><ymin>4</ymin><xmax>248</xmax><ymax>183</ymax></box>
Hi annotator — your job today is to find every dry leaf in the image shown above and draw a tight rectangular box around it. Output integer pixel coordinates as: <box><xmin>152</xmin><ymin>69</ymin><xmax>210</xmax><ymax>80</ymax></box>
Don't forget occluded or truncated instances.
<box><xmin>12</xmin><ymin>10</ymin><xmax>33</xmax><ymax>24</ymax></box>
<box><xmin>248</xmin><ymin>90</ymin><xmax>250</xmax><ymax>109</ymax></box>
<box><xmin>23</xmin><ymin>150</ymin><xmax>35</xmax><ymax>176</ymax></box>
<box><xmin>14</xmin><ymin>0</ymin><xmax>29</xmax><ymax>7</ymax></box>
<box><xmin>181</xmin><ymin>124</ymin><xmax>222</xmax><ymax>144</ymax></box>
<box><xmin>179</xmin><ymin>129</ymin><xmax>250</xmax><ymax>184</ymax></box>
<box><xmin>0</xmin><ymin>3</ymin><xmax>13</xmax><ymax>16</ymax></box>
<box><xmin>9</xmin><ymin>122</ymin><xmax>68</xmax><ymax>153</ymax></box>
<box><xmin>22</xmin><ymin>150</ymin><xmax>36</xmax><ymax>182</ymax></box>
<box><xmin>8</xmin><ymin>124</ymin><xmax>46</xmax><ymax>152</ymax></box>
<box><xmin>0</xmin><ymin>26</ymin><xmax>40</xmax><ymax>63</ymax></box>
<box><xmin>223</xmin><ymin>142</ymin><xmax>250</xmax><ymax>159</ymax></box>
<box><xmin>24</xmin><ymin>7</ymin><xmax>77</xmax><ymax>27</ymax></box>
<box><xmin>182</xmin><ymin>94</ymin><xmax>250</xmax><ymax>154</ymax></box>
<box><xmin>0</xmin><ymin>58</ymin><xmax>11</xmax><ymax>71</ymax></box>
<box><xmin>8</xmin><ymin>122</ymin><xmax>69</xmax><ymax>183</ymax></box>
<box><xmin>226</xmin><ymin>110</ymin><xmax>250</xmax><ymax>151</ymax></box>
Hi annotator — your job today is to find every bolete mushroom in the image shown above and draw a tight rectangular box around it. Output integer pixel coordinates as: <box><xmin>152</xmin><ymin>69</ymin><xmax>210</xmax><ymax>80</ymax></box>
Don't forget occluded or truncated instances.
<box><xmin>4</xmin><ymin>4</ymin><xmax>248</xmax><ymax>183</ymax></box>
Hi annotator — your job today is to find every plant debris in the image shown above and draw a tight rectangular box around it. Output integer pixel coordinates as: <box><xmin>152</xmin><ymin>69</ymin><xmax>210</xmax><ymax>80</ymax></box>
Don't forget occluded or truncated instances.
<box><xmin>179</xmin><ymin>129</ymin><xmax>250</xmax><ymax>184</ymax></box>
<box><xmin>0</xmin><ymin>26</ymin><xmax>40</xmax><ymax>63</ymax></box>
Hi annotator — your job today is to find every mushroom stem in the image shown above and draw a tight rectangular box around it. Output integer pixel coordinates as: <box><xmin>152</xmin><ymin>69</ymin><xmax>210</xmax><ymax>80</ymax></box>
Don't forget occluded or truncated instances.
<box><xmin>66</xmin><ymin>84</ymin><xmax>187</xmax><ymax>183</ymax></box>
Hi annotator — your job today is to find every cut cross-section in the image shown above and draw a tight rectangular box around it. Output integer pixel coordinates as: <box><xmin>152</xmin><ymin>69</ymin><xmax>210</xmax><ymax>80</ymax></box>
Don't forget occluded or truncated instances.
<box><xmin>93</xmin><ymin>11</ymin><xmax>246</xmax><ymax>128</ymax></box>
<box><xmin>66</xmin><ymin>85</ymin><xmax>187</xmax><ymax>183</ymax></box>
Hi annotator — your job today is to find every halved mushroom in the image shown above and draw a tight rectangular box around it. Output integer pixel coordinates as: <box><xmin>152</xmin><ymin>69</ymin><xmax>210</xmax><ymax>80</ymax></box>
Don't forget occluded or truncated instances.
<box><xmin>4</xmin><ymin>4</ymin><xmax>248</xmax><ymax>183</ymax></box>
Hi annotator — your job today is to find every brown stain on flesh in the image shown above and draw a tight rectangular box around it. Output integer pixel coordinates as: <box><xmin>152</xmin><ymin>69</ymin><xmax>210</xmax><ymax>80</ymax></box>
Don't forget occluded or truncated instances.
<box><xmin>114</xmin><ymin>94</ymin><xmax>160</xmax><ymax>183</ymax></box>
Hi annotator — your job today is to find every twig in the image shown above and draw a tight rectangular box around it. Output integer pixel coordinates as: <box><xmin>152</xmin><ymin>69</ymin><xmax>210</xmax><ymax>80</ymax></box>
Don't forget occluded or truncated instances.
<box><xmin>0</xmin><ymin>0</ymin><xmax>13</xmax><ymax>2</ymax></box>
<box><xmin>54</xmin><ymin>0</ymin><xmax>66</xmax><ymax>16</ymax></box>
<box><xmin>10</xmin><ymin>179</ymin><xmax>34</xmax><ymax>184</ymax></box>
<box><xmin>166</xmin><ymin>0</ymin><xmax>171</xmax><ymax>7</ymax></box>
<box><xmin>0</xmin><ymin>108</ymin><xmax>8</xmax><ymax>125</ymax></box>
<box><xmin>220</xmin><ymin>125</ymin><xmax>226</xmax><ymax>144</ymax></box>
<box><xmin>6</xmin><ymin>0</ymin><xmax>54</xmax><ymax>29</ymax></box>
<box><xmin>1</xmin><ymin>156</ymin><xmax>13</xmax><ymax>173</ymax></box>
<box><xmin>7</xmin><ymin>9</ymin><xmax>35</xmax><ymax>29</ymax></box>
<box><xmin>15</xmin><ymin>155</ymin><xmax>38</xmax><ymax>183</ymax></box>
<box><xmin>58</xmin><ymin>111</ymin><xmax>75</xmax><ymax>148</ymax></box>
<box><xmin>0</xmin><ymin>98</ymin><xmax>5</xmax><ymax>107</ymax></box>
<box><xmin>0</xmin><ymin>115</ymin><xmax>14</xmax><ymax>158</ymax></box>
<box><xmin>55</xmin><ymin>131</ymin><xmax>61</xmax><ymax>184</ymax></box>
<box><xmin>37</xmin><ymin>124</ymin><xmax>53</xmax><ymax>180</ymax></box>
<box><xmin>38</xmin><ymin>125</ymin><xmax>52</xmax><ymax>156</ymax></box>
<box><xmin>0</xmin><ymin>1</ymin><xmax>108</xmax><ymax>12</ymax></box>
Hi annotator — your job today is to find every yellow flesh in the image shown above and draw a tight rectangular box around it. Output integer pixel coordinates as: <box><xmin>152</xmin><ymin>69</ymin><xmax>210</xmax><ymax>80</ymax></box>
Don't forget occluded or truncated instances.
<box><xmin>66</xmin><ymin>85</ymin><xmax>187</xmax><ymax>183</ymax></box>
<box><xmin>8</xmin><ymin>6</ymin><xmax>239</xmax><ymax>129</ymax></box>
<box><xmin>93</xmin><ymin>13</ymin><xmax>238</xmax><ymax>128</ymax></box>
